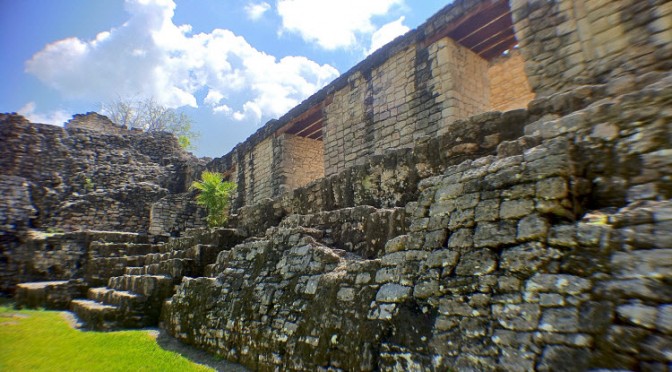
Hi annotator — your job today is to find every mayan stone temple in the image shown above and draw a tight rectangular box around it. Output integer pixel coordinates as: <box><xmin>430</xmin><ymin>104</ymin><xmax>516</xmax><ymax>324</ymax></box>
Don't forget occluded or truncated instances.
<box><xmin>2</xmin><ymin>0</ymin><xmax>672</xmax><ymax>370</ymax></box>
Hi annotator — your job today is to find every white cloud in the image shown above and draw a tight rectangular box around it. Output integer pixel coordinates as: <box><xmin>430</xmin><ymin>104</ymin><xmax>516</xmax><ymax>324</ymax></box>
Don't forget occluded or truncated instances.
<box><xmin>25</xmin><ymin>0</ymin><xmax>339</xmax><ymax>123</ymax></box>
<box><xmin>18</xmin><ymin>102</ymin><xmax>71</xmax><ymax>126</ymax></box>
<box><xmin>277</xmin><ymin>0</ymin><xmax>404</xmax><ymax>50</ymax></box>
<box><xmin>245</xmin><ymin>2</ymin><xmax>271</xmax><ymax>20</ymax></box>
<box><xmin>368</xmin><ymin>16</ymin><xmax>409</xmax><ymax>54</ymax></box>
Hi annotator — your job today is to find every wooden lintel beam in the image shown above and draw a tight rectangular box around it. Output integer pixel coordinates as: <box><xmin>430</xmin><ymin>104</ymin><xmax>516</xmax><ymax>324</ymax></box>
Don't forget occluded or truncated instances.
<box><xmin>424</xmin><ymin>0</ymin><xmax>509</xmax><ymax>47</ymax></box>
<box><xmin>477</xmin><ymin>34</ymin><xmax>517</xmax><ymax>60</ymax></box>
<box><xmin>457</xmin><ymin>13</ymin><xmax>513</xmax><ymax>50</ymax></box>
<box><xmin>293</xmin><ymin>118</ymin><xmax>323</xmax><ymax>137</ymax></box>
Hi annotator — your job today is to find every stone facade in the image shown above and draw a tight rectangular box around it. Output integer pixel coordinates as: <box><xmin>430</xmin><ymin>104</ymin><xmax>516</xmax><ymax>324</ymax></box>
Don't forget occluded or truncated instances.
<box><xmin>163</xmin><ymin>74</ymin><xmax>672</xmax><ymax>371</ymax></box>
<box><xmin>3</xmin><ymin>0</ymin><xmax>672</xmax><ymax>371</ymax></box>
<box><xmin>0</xmin><ymin>112</ymin><xmax>203</xmax><ymax>233</ymax></box>
<box><xmin>488</xmin><ymin>49</ymin><xmax>536</xmax><ymax>112</ymax></box>
<box><xmin>274</xmin><ymin>133</ymin><xmax>325</xmax><ymax>195</ymax></box>
<box><xmin>148</xmin><ymin>193</ymin><xmax>207</xmax><ymax>237</ymax></box>
<box><xmin>511</xmin><ymin>0</ymin><xmax>672</xmax><ymax>96</ymax></box>
<box><xmin>207</xmin><ymin>0</ymin><xmax>539</xmax><ymax>207</ymax></box>
<box><xmin>0</xmin><ymin>112</ymin><xmax>206</xmax><ymax>290</ymax></box>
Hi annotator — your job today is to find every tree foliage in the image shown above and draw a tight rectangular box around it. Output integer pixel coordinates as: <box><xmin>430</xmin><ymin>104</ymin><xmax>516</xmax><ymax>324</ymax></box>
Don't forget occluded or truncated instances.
<box><xmin>102</xmin><ymin>97</ymin><xmax>199</xmax><ymax>150</ymax></box>
<box><xmin>190</xmin><ymin>171</ymin><xmax>236</xmax><ymax>227</ymax></box>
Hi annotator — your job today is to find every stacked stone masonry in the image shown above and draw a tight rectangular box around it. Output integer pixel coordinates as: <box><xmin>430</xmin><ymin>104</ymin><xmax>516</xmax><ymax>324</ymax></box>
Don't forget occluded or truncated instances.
<box><xmin>488</xmin><ymin>49</ymin><xmax>536</xmax><ymax>112</ymax></box>
<box><xmin>208</xmin><ymin>1</ymin><xmax>539</xmax><ymax>207</ymax></box>
<box><xmin>0</xmin><ymin>112</ymin><xmax>204</xmax><ymax>234</ymax></box>
<box><xmin>275</xmin><ymin>133</ymin><xmax>325</xmax><ymax>196</ymax></box>
<box><xmin>163</xmin><ymin>75</ymin><xmax>672</xmax><ymax>370</ymax></box>
<box><xmin>3</xmin><ymin>0</ymin><xmax>672</xmax><ymax>371</ymax></box>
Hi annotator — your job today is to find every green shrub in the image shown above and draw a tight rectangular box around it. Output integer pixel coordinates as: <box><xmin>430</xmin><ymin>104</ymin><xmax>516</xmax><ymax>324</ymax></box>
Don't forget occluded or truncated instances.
<box><xmin>84</xmin><ymin>177</ymin><xmax>94</xmax><ymax>191</ymax></box>
<box><xmin>190</xmin><ymin>171</ymin><xmax>236</xmax><ymax>227</ymax></box>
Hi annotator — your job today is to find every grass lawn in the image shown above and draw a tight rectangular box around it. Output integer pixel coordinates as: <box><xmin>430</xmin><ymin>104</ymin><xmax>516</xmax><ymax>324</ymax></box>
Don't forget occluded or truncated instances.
<box><xmin>0</xmin><ymin>304</ymin><xmax>213</xmax><ymax>372</ymax></box>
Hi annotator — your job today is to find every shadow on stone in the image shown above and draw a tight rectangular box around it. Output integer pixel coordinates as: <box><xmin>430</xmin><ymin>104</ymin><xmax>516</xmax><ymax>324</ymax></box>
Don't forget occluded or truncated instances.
<box><xmin>154</xmin><ymin>328</ymin><xmax>248</xmax><ymax>372</ymax></box>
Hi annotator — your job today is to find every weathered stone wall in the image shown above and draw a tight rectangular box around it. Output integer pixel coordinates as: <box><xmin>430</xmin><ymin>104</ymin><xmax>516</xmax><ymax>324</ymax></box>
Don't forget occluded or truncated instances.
<box><xmin>244</xmin><ymin>137</ymin><xmax>273</xmax><ymax>205</ymax></box>
<box><xmin>0</xmin><ymin>113</ymin><xmax>202</xmax><ymax>233</ymax></box>
<box><xmin>163</xmin><ymin>74</ymin><xmax>672</xmax><ymax>371</ymax></box>
<box><xmin>431</xmin><ymin>37</ymin><xmax>491</xmax><ymax>128</ymax></box>
<box><xmin>207</xmin><ymin>0</ymin><xmax>539</xmax><ymax>199</ymax></box>
<box><xmin>511</xmin><ymin>0</ymin><xmax>672</xmax><ymax>97</ymax></box>
<box><xmin>148</xmin><ymin>193</ymin><xmax>207</xmax><ymax>237</ymax></box>
<box><xmin>274</xmin><ymin>133</ymin><xmax>324</xmax><ymax>194</ymax></box>
<box><xmin>489</xmin><ymin>49</ymin><xmax>536</xmax><ymax>112</ymax></box>
<box><xmin>233</xmin><ymin>109</ymin><xmax>529</xmax><ymax>237</ymax></box>
<box><xmin>64</xmin><ymin>112</ymin><xmax>128</xmax><ymax>134</ymax></box>
<box><xmin>323</xmin><ymin>37</ymin><xmax>491</xmax><ymax>177</ymax></box>
<box><xmin>0</xmin><ymin>230</ymin><xmax>149</xmax><ymax>293</ymax></box>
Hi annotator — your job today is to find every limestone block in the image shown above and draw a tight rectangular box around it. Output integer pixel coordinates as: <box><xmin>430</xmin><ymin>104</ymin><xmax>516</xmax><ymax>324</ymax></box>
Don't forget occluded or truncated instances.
<box><xmin>500</xmin><ymin>199</ymin><xmax>535</xmax><ymax>219</ymax></box>
<box><xmin>616</xmin><ymin>303</ymin><xmax>658</xmax><ymax>329</ymax></box>
<box><xmin>500</xmin><ymin>242</ymin><xmax>560</xmax><ymax>275</ymax></box>
<box><xmin>611</xmin><ymin>249</ymin><xmax>672</xmax><ymax>279</ymax></box>
<box><xmin>455</xmin><ymin>249</ymin><xmax>497</xmax><ymax>276</ymax></box>
<box><xmin>375</xmin><ymin>283</ymin><xmax>411</xmax><ymax>303</ymax></box>
<box><xmin>539</xmin><ymin>307</ymin><xmax>580</xmax><ymax>332</ymax></box>
<box><xmin>526</xmin><ymin>274</ymin><xmax>592</xmax><ymax>295</ymax></box>
<box><xmin>492</xmin><ymin>303</ymin><xmax>541</xmax><ymax>331</ymax></box>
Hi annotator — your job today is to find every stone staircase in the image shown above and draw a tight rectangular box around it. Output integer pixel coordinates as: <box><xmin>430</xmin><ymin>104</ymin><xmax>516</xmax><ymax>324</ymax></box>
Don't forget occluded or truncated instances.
<box><xmin>70</xmin><ymin>228</ymin><xmax>246</xmax><ymax>330</ymax></box>
<box><xmin>84</xmin><ymin>241</ymin><xmax>167</xmax><ymax>287</ymax></box>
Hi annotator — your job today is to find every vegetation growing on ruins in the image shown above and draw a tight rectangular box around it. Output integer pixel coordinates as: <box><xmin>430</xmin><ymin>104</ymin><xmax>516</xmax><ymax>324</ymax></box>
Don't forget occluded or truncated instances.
<box><xmin>102</xmin><ymin>97</ymin><xmax>199</xmax><ymax>151</ymax></box>
<box><xmin>191</xmin><ymin>171</ymin><xmax>236</xmax><ymax>227</ymax></box>
<box><xmin>0</xmin><ymin>305</ymin><xmax>212</xmax><ymax>371</ymax></box>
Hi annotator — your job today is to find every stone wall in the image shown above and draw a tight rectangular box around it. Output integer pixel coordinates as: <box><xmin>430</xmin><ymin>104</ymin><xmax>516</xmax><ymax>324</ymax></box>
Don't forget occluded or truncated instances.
<box><xmin>163</xmin><ymin>73</ymin><xmax>672</xmax><ymax>371</ymax></box>
<box><xmin>244</xmin><ymin>137</ymin><xmax>273</xmax><ymax>205</ymax></box>
<box><xmin>274</xmin><ymin>133</ymin><xmax>324</xmax><ymax>194</ymax></box>
<box><xmin>323</xmin><ymin>37</ymin><xmax>491</xmax><ymax>177</ymax></box>
<box><xmin>64</xmin><ymin>112</ymin><xmax>128</xmax><ymax>134</ymax></box>
<box><xmin>431</xmin><ymin>37</ymin><xmax>491</xmax><ymax>128</ymax></box>
<box><xmin>0</xmin><ymin>230</ymin><xmax>149</xmax><ymax>293</ymax></box>
<box><xmin>148</xmin><ymin>193</ymin><xmax>207</xmax><ymax>237</ymax></box>
<box><xmin>233</xmin><ymin>109</ymin><xmax>529</xmax><ymax>237</ymax></box>
<box><xmin>0</xmin><ymin>112</ymin><xmax>203</xmax><ymax>233</ymax></box>
<box><xmin>511</xmin><ymin>0</ymin><xmax>672</xmax><ymax>97</ymax></box>
<box><xmin>207</xmin><ymin>0</ymin><xmax>539</xmax><ymax>203</ymax></box>
<box><xmin>489</xmin><ymin>49</ymin><xmax>536</xmax><ymax>112</ymax></box>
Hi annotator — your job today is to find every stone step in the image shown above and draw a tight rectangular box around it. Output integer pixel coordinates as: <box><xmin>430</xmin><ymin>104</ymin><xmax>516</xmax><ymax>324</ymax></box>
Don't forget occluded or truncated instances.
<box><xmin>125</xmin><ymin>266</ymin><xmax>144</xmax><ymax>275</ymax></box>
<box><xmin>143</xmin><ymin>258</ymin><xmax>197</xmax><ymax>278</ymax></box>
<box><xmin>142</xmin><ymin>250</ymin><xmax>186</xmax><ymax>265</ymax></box>
<box><xmin>186</xmin><ymin>244</ymin><xmax>229</xmax><ymax>269</ymax></box>
<box><xmin>15</xmin><ymin>280</ymin><xmax>88</xmax><ymax>310</ymax></box>
<box><xmin>85</xmin><ymin>255</ymin><xmax>149</xmax><ymax>286</ymax></box>
<box><xmin>87</xmin><ymin>231</ymin><xmax>151</xmax><ymax>244</ymax></box>
<box><xmin>89</xmin><ymin>242</ymin><xmax>164</xmax><ymax>257</ymax></box>
<box><xmin>204</xmin><ymin>264</ymin><xmax>216</xmax><ymax>277</ymax></box>
<box><xmin>70</xmin><ymin>299</ymin><xmax>120</xmax><ymax>331</ymax></box>
<box><xmin>107</xmin><ymin>274</ymin><xmax>174</xmax><ymax>298</ymax></box>
<box><xmin>87</xmin><ymin>287</ymin><xmax>147</xmax><ymax>309</ymax></box>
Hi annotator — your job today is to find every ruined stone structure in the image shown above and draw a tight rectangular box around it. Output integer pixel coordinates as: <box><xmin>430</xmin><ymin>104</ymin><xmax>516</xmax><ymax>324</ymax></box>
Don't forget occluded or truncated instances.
<box><xmin>0</xmin><ymin>112</ymin><xmax>207</xmax><ymax>291</ymax></box>
<box><xmin>3</xmin><ymin>0</ymin><xmax>672</xmax><ymax>370</ymax></box>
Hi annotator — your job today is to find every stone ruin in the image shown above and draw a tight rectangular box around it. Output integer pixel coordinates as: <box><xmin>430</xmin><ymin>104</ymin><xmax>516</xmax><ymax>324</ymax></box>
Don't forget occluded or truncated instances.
<box><xmin>2</xmin><ymin>0</ymin><xmax>672</xmax><ymax>370</ymax></box>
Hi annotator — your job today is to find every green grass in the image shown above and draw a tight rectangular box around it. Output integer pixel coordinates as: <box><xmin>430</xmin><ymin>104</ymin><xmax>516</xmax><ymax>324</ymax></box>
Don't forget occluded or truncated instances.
<box><xmin>0</xmin><ymin>305</ymin><xmax>213</xmax><ymax>372</ymax></box>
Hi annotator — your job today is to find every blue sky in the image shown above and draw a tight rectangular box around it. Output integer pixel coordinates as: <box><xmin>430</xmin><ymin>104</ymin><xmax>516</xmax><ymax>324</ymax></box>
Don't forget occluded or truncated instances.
<box><xmin>1</xmin><ymin>0</ymin><xmax>449</xmax><ymax>158</ymax></box>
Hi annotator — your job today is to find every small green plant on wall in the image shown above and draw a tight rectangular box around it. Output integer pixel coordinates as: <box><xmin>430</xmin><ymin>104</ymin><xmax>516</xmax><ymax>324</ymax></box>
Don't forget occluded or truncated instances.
<box><xmin>83</xmin><ymin>177</ymin><xmax>94</xmax><ymax>191</ymax></box>
<box><xmin>190</xmin><ymin>171</ymin><xmax>236</xmax><ymax>227</ymax></box>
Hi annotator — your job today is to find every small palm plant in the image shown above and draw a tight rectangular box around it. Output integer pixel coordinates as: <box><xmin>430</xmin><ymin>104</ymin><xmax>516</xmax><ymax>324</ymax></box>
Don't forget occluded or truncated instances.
<box><xmin>190</xmin><ymin>171</ymin><xmax>236</xmax><ymax>227</ymax></box>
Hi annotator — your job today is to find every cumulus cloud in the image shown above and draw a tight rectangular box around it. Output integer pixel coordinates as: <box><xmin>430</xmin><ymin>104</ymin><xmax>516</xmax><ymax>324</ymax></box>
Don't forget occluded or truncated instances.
<box><xmin>245</xmin><ymin>2</ymin><xmax>271</xmax><ymax>20</ymax></box>
<box><xmin>277</xmin><ymin>0</ymin><xmax>404</xmax><ymax>50</ymax></box>
<box><xmin>368</xmin><ymin>16</ymin><xmax>409</xmax><ymax>54</ymax></box>
<box><xmin>25</xmin><ymin>0</ymin><xmax>339</xmax><ymax>122</ymax></box>
<box><xmin>18</xmin><ymin>102</ymin><xmax>71</xmax><ymax>126</ymax></box>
